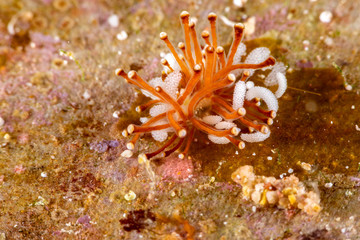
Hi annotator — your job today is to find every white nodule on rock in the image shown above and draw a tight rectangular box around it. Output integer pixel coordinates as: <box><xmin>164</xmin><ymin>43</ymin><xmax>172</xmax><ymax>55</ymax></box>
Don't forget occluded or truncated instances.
<box><xmin>108</xmin><ymin>14</ymin><xmax>119</xmax><ymax>27</ymax></box>
<box><xmin>112</xmin><ymin>111</ymin><xmax>120</xmax><ymax>118</ymax></box>
<box><xmin>245</xmin><ymin>47</ymin><xmax>271</xmax><ymax>76</ymax></box>
<box><xmin>208</xmin><ymin>135</ymin><xmax>230</xmax><ymax>144</ymax></box>
<box><xmin>319</xmin><ymin>11</ymin><xmax>333</xmax><ymax>23</ymax></box>
<box><xmin>0</xmin><ymin>117</ymin><xmax>4</xmax><ymax>127</ymax></box>
<box><xmin>116</xmin><ymin>31</ymin><xmax>128</xmax><ymax>41</ymax></box>
<box><xmin>83</xmin><ymin>90</ymin><xmax>91</xmax><ymax>100</ymax></box>
<box><xmin>121</xmin><ymin>150</ymin><xmax>133</xmax><ymax>158</ymax></box>
<box><xmin>149</xmin><ymin>103</ymin><xmax>171</xmax><ymax>117</ymax></box>
<box><xmin>265</xmin><ymin>62</ymin><xmax>287</xmax><ymax>86</ymax></box>
<box><xmin>233</xmin><ymin>81</ymin><xmax>246</xmax><ymax>110</ymax></box>
<box><xmin>274</xmin><ymin>72</ymin><xmax>287</xmax><ymax>98</ymax></box>
<box><xmin>246</xmin><ymin>86</ymin><xmax>279</xmax><ymax>112</ymax></box>
<box><xmin>240</xmin><ymin>131</ymin><xmax>270</xmax><ymax>142</ymax></box>
<box><xmin>202</xmin><ymin>115</ymin><xmax>222</xmax><ymax>125</ymax></box>
<box><xmin>151</xmin><ymin>129</ymin><xmax>168</xmax><ymax>142</ymax></box>
<box><xmin>215</xmin><ymin>121</ymin><xmax>236</xmax><ymax>130</ymax></box>
<box><xmin>124</xmin><ymin>190</ymin><xmax>136</xmax><ymax>201</ymax></box>
<box><xmin>233</xmin><ymin>0</ymin><xmax>247</xmax><ymax>7</ymax></box>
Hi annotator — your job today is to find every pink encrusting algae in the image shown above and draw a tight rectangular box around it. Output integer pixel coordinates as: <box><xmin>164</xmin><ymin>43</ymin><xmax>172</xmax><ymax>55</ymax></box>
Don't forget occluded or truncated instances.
<box><xmin>115</xmin><ymin>11</ymin><xmax>287</xmax><ymax>161</ymax></box>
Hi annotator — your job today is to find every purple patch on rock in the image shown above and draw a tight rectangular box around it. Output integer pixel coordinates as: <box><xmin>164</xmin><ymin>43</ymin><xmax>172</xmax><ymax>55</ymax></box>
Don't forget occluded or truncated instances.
<box><xmin>296</xmin><ymin>60</ymin><xmax>313</xmax><ymax>68</ymax></box>
<box><xmin>90</xmin><ymin>140</ymin><xmax>120</xmax><ymax>153</ymax></box>
<box><xmin>77</xmin><ymin>215</ymin><xmax>91</xmax><ymax>225</ymax></box>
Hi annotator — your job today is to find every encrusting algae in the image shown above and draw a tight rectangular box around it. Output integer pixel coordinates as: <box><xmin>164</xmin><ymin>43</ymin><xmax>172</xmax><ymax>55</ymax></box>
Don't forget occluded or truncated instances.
<box><xmin>231</xmin><ymin>165</ymin><xmax>321</xmax><ymax>215</ymax></box>
<box><xmin>115</xmin><ymin>11</ymin><xmax>287</xmax><ymax>161</ymax></box>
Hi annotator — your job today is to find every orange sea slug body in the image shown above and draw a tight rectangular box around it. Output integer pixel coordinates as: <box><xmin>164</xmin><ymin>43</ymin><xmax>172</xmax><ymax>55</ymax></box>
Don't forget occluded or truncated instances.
<box><xmin>116</xmin><ymin>11</ymin><xmax>287</xmax><ymax>160</ymax></box>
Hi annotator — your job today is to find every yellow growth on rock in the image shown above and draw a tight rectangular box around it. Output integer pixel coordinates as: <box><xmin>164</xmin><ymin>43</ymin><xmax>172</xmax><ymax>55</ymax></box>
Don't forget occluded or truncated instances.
<box><xmin>231</xmin><ymin>165</ymin><xmax>321</xmax><ymax>215</ymax></box>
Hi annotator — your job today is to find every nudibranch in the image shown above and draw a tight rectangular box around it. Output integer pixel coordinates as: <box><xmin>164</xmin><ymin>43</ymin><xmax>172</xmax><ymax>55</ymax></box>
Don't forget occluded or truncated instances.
<box><xmin>115</xmin><ymin>11</ymin><xmax>287</xmax><ymax>161</ymax></box>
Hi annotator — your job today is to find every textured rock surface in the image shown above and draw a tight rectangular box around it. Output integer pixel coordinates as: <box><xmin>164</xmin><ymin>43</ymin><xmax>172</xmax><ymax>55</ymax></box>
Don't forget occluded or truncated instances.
<box><xmin>0</xmin><ymin>0</ymin><xmax>360</xmax><ymax>239</ymax></box>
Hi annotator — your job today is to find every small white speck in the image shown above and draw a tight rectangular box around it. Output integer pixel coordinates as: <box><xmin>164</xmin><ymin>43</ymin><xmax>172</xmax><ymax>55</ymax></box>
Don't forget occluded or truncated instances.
<box><xmin>233</xmin><ymin>0</ymin><xmax>246</xmax><ymax>7</ymax></box>
<box><xmin>351</xmin><ymin>105</ymin><xmax>355</xmax><ymax>110</ymax></box>
<box><xmin>117</xmin><ymin>50</ymin><xmax>122</xmax><ymax>55</ymax></box>
<box><xmin>160</xmin><ymin>52</ymin><xmax>166</xmax><ymax>58</ymax></box>
<box><xmin>0</xmin><ymin>117</ymin><xmax>4</xmax><ymax>127</ymax></box>
<box><xmin>324</xmin><ymin>36</ymin><xmax>334</xmax><ymax>46</ymax></box>
<box><xmin>267</xmin><ymin>156</ymin><xmax>273</xmax><ymax>161</ymax></box>
<box><xmin>319</xmin><ymin>11</ymin><xmax>333</xmax><ymax>23</ymax></box>
<box><xmin>83</xmin><ymin>90</ymin><xmax>91</xmax><ymax>100</ymax></box>
<box><xmin>113</xmin><ymin>110</ymin><xmax>120</xmax><ymax>118</ymax></box>
<box><xmin>3</xmin><ymin>133</ymin><xmax>10</xmax><ymax>140</ymax></box>
<box><xmin>41</xmin><ymin>172</ymin><xmax>47</xmax><ymax>178</ymax></box>
<box><xmin>121</xmin><ymin>150</ymin><xmax>133</xmax><ymax>158</ymax></box>
<box><xmin>235</xmin><ymin>151</ymin><xmax>239</xmax><ymax>155</ymax></box>
<box><xmin>116</xmin><ymin>31</ymin><xmax>128</xmax><ymax>41</ymax></box>
<box><xmin>341</xmin><ymin>228</ymin><xmax>346</xmax><ymax>233</ymax></box>
<box><xmin>325</xmin><ymin>224</ymin><xmax>331</xmax><ymax>231</ymax></box>
<box><xmin>258</xmin><ymin>74</ymin><xmax>265</xmax><ymax>79</ymax></box>
<box><xmin>30</xmin><ymin>42</ymin><xmax>36</xmax><ymax>48</ymax></box>
<box><xmin>252</xmin><ymin>206</ymin><xmax>257</xmax><ymax>212</ymax></box>
<box><xmin>288</xmin><ymin>168</ymin><xmax>294</xmax><ymax>174</ymax></box>
<box><xmin>356</xmin><ymin>125</ymin><xmax>360</xmax><ymax>131</ymax></box>
<box><xmin>345</xmin><ymin>166</ymin><xmax>349</xmax><ymax>169</ymax></box>
<box><xmin>330</xmin><ymin>121</ymin><xmax>333</xmax><ymax>124</ymax></box>
<box><xmin>124</xmin><ymin>190</ymin><xmax>136</xmax><ymax>201</ymax></box>
<box><xmin>345</xmin><ymin>190</ymin><xmax>353</xmax><ymax>196</ymax></box>
<box><xmin>252</xmin><ymin>152</ymin><xmax>256</xmax><ymax>156</ymax></box>
<box><xmin>108</xmin><ymin>14</ymin><xmax>119</xmax><ymax>28</ymax></box>
<box><xmin>225</xmin><ymin>7</ymin><xmax>230</xmax><ymax>12</ymax></box>
<box><xmin>223</xmin><ymin>221</ymin><xmax>227</xmax><ymax>225</ymax></box>
<box><xmin>325</xmin><ymin>182</ymin><xmax>333</xmax><ymax>188</ymax></box>
<box><xmin>345</xmin><ymin>84</ymin><xmax>352</xmax><ymax>91</ymax></box>
<box><xmin>303</xmin><ymin>9</ymin><xmax>309</xmax><ymax>15</ymax></box>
